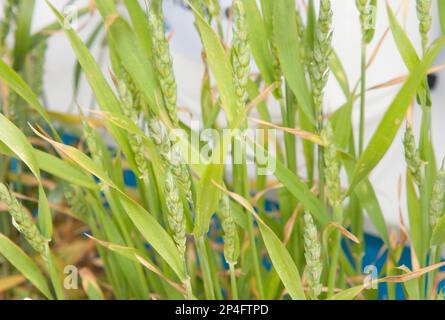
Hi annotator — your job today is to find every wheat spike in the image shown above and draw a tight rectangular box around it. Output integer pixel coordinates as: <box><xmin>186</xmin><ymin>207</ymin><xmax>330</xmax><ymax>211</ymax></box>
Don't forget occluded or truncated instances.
<box><xmin>416</xmin><ymin>0</ymin><xmax>432</xmax><ymax>51</ymax></box>
<box><xmin>147</xmin><ymin>118</ymin><xmax>193</xmax><ymax>204</ymax></box>
<box><xmin>231</xmin><ymin>0</ymin><xmax>250</xmax><ymax>110</ymax></box>
<box><xmin>310</xmin><ymin>0</ymin><xmax>333</xmax><ymax>127</ymax></box>
<box><xmin>403</xmin><ymin>125</ymin><xmax>423</xmax><ymax>188</ymax></box>
<box><xmin>118</xmin><ymin>80</ymin><xmax>149</xmax><ymax>180</ymax></box>
<box><xmin>218</xmin><ymin>194</ymin><xmax>239</xmax><ymax>265</ymax></box>
<box><xmin>430</xmin><ymin>165</ymin><xmax>445</xmax><ymax>229</ymax></box>
<box><xmin>165</xmin><ymin>169</ymin><xmax>187</xmax><ymax>257</ymax></box>
<box><xmin>147</xmin><ymin>6</ymin><xmax>179</xmax><ymax>126</ymax></box>
<box><xmin>303</xmin><ymin>211</ymin><xmax>323</xmax><ymax>300</ymax></box>
<box><xmin>322</xmin><ymin>124</ymin><xmax>342</xmax><ymax>208</ymax></box>
<box><xmin>0</xmin><ymin>183</ymin><xmax>47</xmax><ymax>255</ymax></box>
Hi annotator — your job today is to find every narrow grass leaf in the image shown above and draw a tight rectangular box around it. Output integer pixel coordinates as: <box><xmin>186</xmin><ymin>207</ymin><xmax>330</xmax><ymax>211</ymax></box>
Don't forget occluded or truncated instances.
<box><xmin>330</xmin><ymin>100</ymin><xmax>353</xmax><ymax>150</ymax></box>
<box><xmin>189</xmin><ymin>1</ymin><xmax>238</xmax><ymax>124</ymax></box>
<box><xmin>34</xmin><ymin>150</ymin><xmax>98</xmax><ymax>189</ymax></box>
<box><xmin>73</xmin><ymin>22</ymin><xmax>103</xmax><ymax>97</ymax></box>
<box><xmin>87</xmin><ymin>235</ymin><xmax>186</xmax><ymax>294</ymax></box>
<box><xmin>0</xmin><ymin>114</ymin><xmax>40</xmax><ymax>179</ymax></box>
<box><xmin>439</xmin><ymin>0</ymin><xmax>445</xmax><ymax>34</ymax></box>
<box><xmin>343</xmin><ymin>157</ymin><xmax>391</xmax><ymax>249</ymax></box>
<box><xmin>214</xmin><ymin>183</ymin><xmax>306</xmax><ymax>300</ymax></box>
<box><xmin>119</xmin><ymin>197</ymin><xmax>187</xmax><ymax>281</ymax></box>
<box><xmin>79</xmin><ymin>268</ymin><xmax>105</xmax><ymax>300</ymax></box>
<box><xmin>32</xmin><ymin>129</ymin><xmax>187</xmax><ymax>281</ymax></box>
<box><xmin>330</xmin><ymin>50</ymin><xmax>351</xmax><ymax>98</ymax></box>
<box><xmin>0</xmin><ymin>234</ymin><xmax>53</xmax><ymax>299</ymax></box>
<box><xmin>248</xmin><ymin>138</ymin><xmax>329</xmax><ymax>225</ymax></box>
<box><xmin>94</xmin><ymin>6</ymin><xmax>160</xmax><ymax>114</ymax></box>
<box><xmin>327</xmin><ymin>285</ymin><xmax>364</xmax><ymax>300</ymax></box>
<box><xmin>46</xmin><ymin>1</ymin><xmax>136</xmax><ymax>170</ymax></box>
<box><xmin>386</xmin><ymin>3</ymin><xmax>430</xmax><ymax>106</ymax></box>
<box><xmin>195</xmin><ymin>163</ymin><xmax>224</xmax><ymax>237</ymax></box>
<box><xmin>195</xmin><ymin>136</ymin><xmax>229</xmax><ymax>237</ymax></box>
<box><xmin>244</xmin><ymin>0</ymin><xmax>274</xmax><ymax>85</ymax></box>
<box><xmin>273</xmin><ymin>0</ymin><xmax>315</xmax><ymax>123</ymax></box>
<box><xmin>0</xmin><ymin>59</ymin><xmax>57</xmax><ymax>136</ymax></box>
<box><xmin>12</xmin><ymin>0</ymin><xmax>35</xmax><ymax>70</ymax></box>
<box><xmin>379</xmin><ymin>262</ymin><xmax>445</xmax><ymax>283</ymax></box>
<box><xmin>249</xmin><ymin>118</ymin><xmax>324</xmax><ymax>145</ymax></box>
<box><xmin>349</xmin><ymin>36</ymin><xmax>445</xmax><ymax>191</ymax></box>
<box><xmin>0</xmin><ymin>141</ymin><xmax>97</xmax><ymax>189</ymax></box>
<box><xmin>123</xmin><ymin>0</ymin><xmax>153</xmax><ymax>59</ymax></box>
<box><xmin>431</xmin><ymin>214</ymin><xmax>445</xmax><ymax>246</ymax></box>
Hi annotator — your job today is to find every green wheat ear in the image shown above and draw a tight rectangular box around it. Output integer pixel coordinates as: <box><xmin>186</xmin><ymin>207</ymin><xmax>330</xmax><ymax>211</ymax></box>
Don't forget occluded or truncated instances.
<box><xmin>0</xmin><ymin>183</ymin><xmax>48</xmax><ymax>255</ymax></box>
<box><xmin>270</xmin><ymin>36</ymin><xmax>283</xmax><ymax>100</ymax></box>
<box><xmin>63</xmin><ymin>184</ymin><xmax>90</xmax><ymax>222</ymax></box>
<box><xmin>322</xmin><ymin>124</ymin><xmax>342</xmax><ymax>208</ymax></box>
<box><xmin>356</xmin><ymin>0</ymin><xmax>377</xmax><ymax>44</ymax></box>
<box><xmin>148</xmin><ymin>118</ymin><xmax>193</xmax><ymax>204</ymax></box>
<box><xmin>147</xmin><ymin>5</ymin><xmax>179</xmax><ymax>126</ymax></box>
<box><xmin>218</xmin><ymin>194</ymin><xmax>239</xmax><ymax>265</ymax></box>
<box><xmin>81</xmin><ymin>116</ymin><xmax>103</xmax><ymax>164</ymax></box>
<box><xmin>310</xmin><ymin>0</ymin><xmax>333</xmax><ymax>127</ymax></box>
<box><xmin>303</xmin><ymin>211</ymin><xmax>323</xmax><ymax>300</ymax></box>
<box><xmin>165</xmin><ymin>169</ymin><xmax>187</xmax><ymax>258</ymax></box>
<box><xmin>231</xmin><ymin>0</ymin><xmax>250</xmax><ymax>111</ymax></box>
<box><xmin>416</xmin><ymin>0</ymin><xmax>432</xmax><ymax>51</ymax></box>
<box><xmin>295</xmin><ymin>9</ymin><xmax>307</xmax><ymax>64</ymax></box>
<box><xmin>430</xmin><ymin>164</ymin><xmax>445</xmax><ymax>229</ymax></box>
<box><xmin>403</xmin><ymin>125</ymin><xmax>423</xmax><ymax>188</ymax></box>
<box><xmin>30</xmin><ymin>40</ymin><xmax>48</xmax><ymax>97</ymax></box>
<box><xmin>117</xmin><ymin>79</ymin><xmax>150</xmax><ymax>180</ymax></box>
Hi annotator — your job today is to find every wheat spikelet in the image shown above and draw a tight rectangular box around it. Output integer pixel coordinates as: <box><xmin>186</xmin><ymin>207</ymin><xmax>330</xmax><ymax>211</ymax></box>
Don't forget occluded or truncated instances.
<box><xmin>120</xmin><ymin>69</ymin><xmax>144</xmax><ymax>115</ymax></box>
<box><xmin>231</xmin><ymin>0</ymin><xmax>250</xmax><ymax>110</ymax></box>
<box><xmin>30</xmin><ymin>40</ymin><xmax>48</xmax><ymax>97</ymax></box>
<box><xmin>295</xmin><ymin>9</ymin><xmax>307</xmax><ymax>65</ymax></box>
<box><xmin>218</xmin><ymin>194</ymin><xmax>239</xmax><ymax>265</ymax></box>
<box><xmin>147</xmin><ymin>118</ymin><xmax>193</xmax><ymax>204</ymax></box>
<box><xmin>81</xmin><ymin>118</ymin><xmax>103</xmax><ymax>163</ymax></box>
<box><xmin>303</xmin><ymin>211</ymin><xmax>323</xmax><ymax>300</ymax></box>
<box><xmin>269</xmin><ymin>4</ymin><xmax>283</xmax><ymax>100</ymax></box>
<box><xmin>147</xmin><ymin>6</ymin><xmax>179</xmax><ymax>126</ymax></box>
<box><xmin>430</xmin><ymin>165</ymin><xmax>445</xmax><ymax>229</ymax></box>
<box><xmin>165</xmin><ymin>169</ymin><xmax>187</xmax><ymax>257</ymax></box>
<box><xmin>322</xmin><ymin>124</ymin><xmax>341</xmax><ymax>208</ymax></box>
<box><xmin>0</xmin><ymin>183</ymin><xmax>47</xmax><ymax>255</ymax></box>
<box><xmin>118</xmin><ymin>80</ymin><xmax>149</xmax><ymax>180</ymax></box>
<box><xmin>270</xmin><ymin>39</ymin><xmax>283</xmax><ymax>100</ymax></box>
<box><xmin>310</xmin><ymin>0</ymin><xmax>333</xmax><ymax>127</ymax></box>
<box><xmin>403</xmin><ymin>125</ymin><xmax>423</xmax><ymax>188</ymax></box>
<box><xmin>356</xmin><ymin>0</ymin><xmax>377</xmax><ymax>43</ymax></box>
<box><xmin>64</xmin><ymin>185</ymin><xmax>89</xmax><ymax>221</ymax></box>
<box><xmin>416</xmin><ymin>0</ymin><xmax>432</xmax><ymax>51</ymax></box>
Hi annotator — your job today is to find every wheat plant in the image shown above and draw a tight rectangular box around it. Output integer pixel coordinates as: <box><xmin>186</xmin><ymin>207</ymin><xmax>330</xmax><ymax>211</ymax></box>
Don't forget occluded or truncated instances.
<box><xmin>0</xmin><ymin>0</ymin><xmax>444</xmax><ymax>301</ymax></box>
